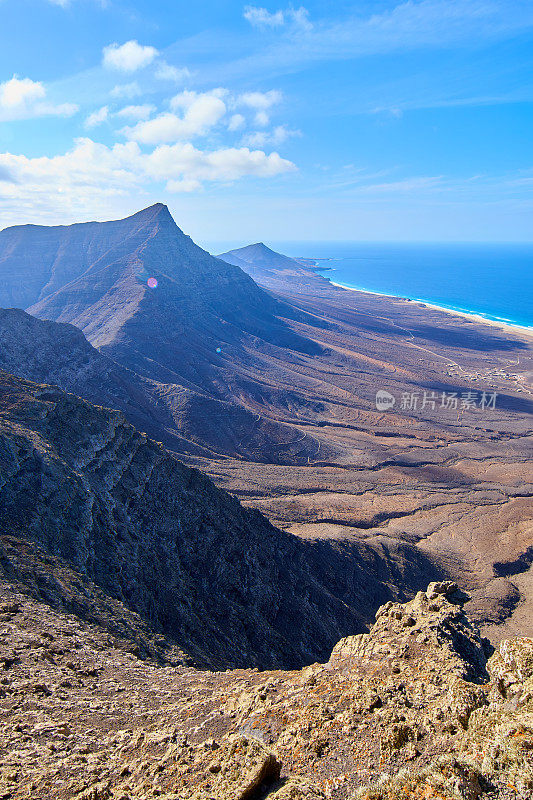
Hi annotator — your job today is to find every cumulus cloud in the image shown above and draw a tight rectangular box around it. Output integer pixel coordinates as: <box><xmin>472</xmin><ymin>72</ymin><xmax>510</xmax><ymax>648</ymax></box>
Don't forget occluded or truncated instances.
<box><xmin>103</xmin><ymin>40</ymin><xmax>159</xmax><ymax>73</ymax></box>
<box><xmin>0</xmin><ymin>76</ymin><xmax>44</xmax><ymax>108</ymax></box>
<box><xmin>125</xmin><ymin>91</ymin><xmax>227</xmax><ymax>144</ymax></box>
<box><xmin>236</xmin><ymin>90</ymin><xmax>282</xmax><ymax>126</ymax></box>
<box><xmin>115</xmin><ymin>104</ymin><xmax>156</xmax><ymax>121</ymax></box>
<box><xmin>0</xmin><ymin>75</ymin><xmax>78</xmax><ymax>122</ymax></box>
<box><xmin>0</xmin><ymin>137</ymin><xmax>296</xmax><ymax>219</ymax></box>
<box><xmin>228</xmin><ymin>113</ymin><xmax>246</xmax><ymax>131</ymax></box>
<box><xmin>238</xmin><ymin>89</ymin><xmax>282</xmax><ymax>110</ymax></box>
<box><xmin>145</xmin><ymin>141</ymin><xmax>296</xmax><ymax>187</ymax></box>
<box><xmin>243</xmin><ymin>5</ymin><xmax>312</xmax><ymax>31</ymax></box>
<box><xmin>242</xmin><ymin>124</ymin><xmax>300</xmax><ymax>147</ymax></box>
<box><xmin>155</xmin><ymin>62</ymin><xmax>191</xmax><ymax>83</ymax></box>
<box><xmin>85</xmin><ymin>105</ymin><xmax>109</xmax><ymax>129</ymax></box>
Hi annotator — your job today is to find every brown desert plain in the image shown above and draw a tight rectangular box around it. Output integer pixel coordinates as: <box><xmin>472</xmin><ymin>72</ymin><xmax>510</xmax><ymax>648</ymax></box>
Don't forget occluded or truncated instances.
<box><xmin>213</xmin><ymin>239</ymin><xmax>533</xmax><ymax>642</ymax></box>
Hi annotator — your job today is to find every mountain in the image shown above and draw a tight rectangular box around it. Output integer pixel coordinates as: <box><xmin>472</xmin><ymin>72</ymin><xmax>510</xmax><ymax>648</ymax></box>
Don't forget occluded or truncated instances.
<box><xmin>0</xmin><ymin>308</ymin><xmax>295</xmax><ymax>459</ymax></box>
<box><xmin>2</xmin><ymin>204</ymin><xmax>319</xmax><ymax>380</ymax></box>
<box><xmin>1</xmin><ymin>207</ymin><xmax>533</xmax><ymax>642</ymax></box>
<box><xmin>218</xmin><ymin>241</ymin><xmax>332</xmax><ymax>293</ymax></box>
<box><xmin>0</xmin><ymin>308</ymin><xmax>175</xmax><ymax>442</ymax></box>
<box><xmin>0</xmin><ymin>368</ymin><xmax>442</xmax><ymax>670</ymax></box>
<box><xmin>0</xmin><ymin>204</ymin><xmax>328</xmax><ymax>462</ymax></box>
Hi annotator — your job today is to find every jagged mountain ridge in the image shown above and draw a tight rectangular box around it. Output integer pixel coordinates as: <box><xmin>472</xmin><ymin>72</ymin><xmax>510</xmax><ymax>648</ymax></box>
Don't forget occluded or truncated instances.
<box><xmin>0</xmin><ymin>308</ymin><xmax>169</xmax><ymax>437</ymax></box>
<box><xmin>17</xmin><ymin>204</ymin><xmax>319</xmax><ymax>376</ymax></box>
<box><xmin>0</xmin><ymin>205</ymin><xmax>328</xmax><ymax>462</ymax></box>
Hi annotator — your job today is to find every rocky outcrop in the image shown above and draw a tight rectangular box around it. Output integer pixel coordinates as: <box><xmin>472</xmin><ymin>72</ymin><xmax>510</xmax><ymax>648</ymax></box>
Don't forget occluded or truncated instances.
<box><xmin>1</xmin><ymin>581</ymin><xmax>531</xmax><ymax>799</ymax></box>
<box><xmin>0</xmin><ymin>308</ymin><xmax>174</xmax><ymax>443</ymax></box>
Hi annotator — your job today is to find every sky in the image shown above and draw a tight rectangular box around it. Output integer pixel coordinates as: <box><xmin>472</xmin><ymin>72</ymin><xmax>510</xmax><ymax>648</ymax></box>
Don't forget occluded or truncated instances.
<box><xmin>0</xmin><ymin>0</ymin><xmax>532</xmax><ymax>244</ymax></box>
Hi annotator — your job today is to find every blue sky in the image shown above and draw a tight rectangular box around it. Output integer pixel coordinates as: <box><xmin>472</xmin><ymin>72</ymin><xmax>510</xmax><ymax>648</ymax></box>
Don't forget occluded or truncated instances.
<box><xmin>0</xmin><ymin>0</ymin><xmax>532</xmax><ymax>243</ymax></box>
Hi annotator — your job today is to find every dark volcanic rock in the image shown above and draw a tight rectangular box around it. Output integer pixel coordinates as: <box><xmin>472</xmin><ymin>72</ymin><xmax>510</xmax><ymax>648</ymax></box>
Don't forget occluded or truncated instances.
<box><xmin>0</xmin><ymin>369</ymin><xmax>372</xmax><ymax>670</ymax></box>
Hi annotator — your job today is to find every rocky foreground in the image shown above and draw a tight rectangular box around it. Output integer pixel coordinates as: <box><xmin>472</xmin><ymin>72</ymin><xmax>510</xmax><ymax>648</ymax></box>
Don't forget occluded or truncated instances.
<box><xmin>1</xmin><ymin>580</ymin><xmax>532</xmax><ymax>800</ymax></box>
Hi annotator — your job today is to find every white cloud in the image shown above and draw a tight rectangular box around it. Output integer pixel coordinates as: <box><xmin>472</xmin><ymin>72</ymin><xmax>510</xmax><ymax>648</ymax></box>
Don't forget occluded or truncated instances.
<box><xmin>238</xmin><ymin>89</ymin><xmax>282</xmax><ymax>110</ymax></box>
<box><xmin>126</xmin><ymin>91</ymin><xmax>227</xmax><ymax>144</ymax></box>
<box><xmin>115</xmin><ymin>104</ymin><xmax>156</xmax><ymax>121</ymax></box>
<box><xmin>243</xmin><ymin>5</ymin><xmax>312</xmax><ymax>30</ymax></box>
<box><xmin>228</xmin><ymin>113</ymin><xmax>245</xmax><ymax>131</ymax></box>
<box><xmin>236</xmin><ymin>90</ymin><xmax>282</xmax><ymax>127</ymax></box>
<box><xmin>146</xmin><ymin>141</ymin><xmax>296</xmax><ymax>187</ymax></box>
<box><xmin>242</xmin><ymin>124</ymin><xmax>300</xmax><ymax>147</ymax></box>
<box><xmin>155</xmin><ymin>62</ymin><xmax>191</xmax><ymax>83</ymax></box>
<box><xmin>166</xmin><ymin>178</ymin><xmax>202</xmax><ymax>193</ymax></box>
<box><xmin>85</xmin><ymin>105</ymin><xmax>109</xmax><ymax>129</ymax></box>
<box><xmin>0</xmin><ymin>76</ymin><xmax>45</xmax><ymax>109</ymax></box>
<box><xmin>236</xmin><ymin>1</ymin><xmax>533</xmax><ymax>81</ymax></box>
<box><xmin>48</xmin><ymin>0</ymin><xmax>110</xmax><ymax>6</ymax></box>
<box><xmin>357</xmin><ymin>176</ymin><xmax>444</xmax><ymax>194</ymax></box>
<box><xmin>244</xmin><ymin>6</ymin><xmax>285</xmax><ymax>27</ymax></box>
<box><xmin>103</xmin><ymin>40</ymin><xmax>159</xmax><ymax>73</ymax></box>
<box><xmin>289</xmin><ymin>7</ymin><xmax>312</xmax><ymax>31</ymax></box>
<box><xmin>0</xmin><ymin>75</ymin><xmax>78</xmax><ymax>122</ymax></box>
<box><xmin>254</xmin><ymin>110</ymin><xmax>270</xmax><ymax>126</ymax></box>
<box><xmin>0</xmin><ymin>137</ymin><xmax>296</xmax><ymax>219</ymax></box>
<box><xmin>110</xmin><ymin>82</ymin><xmax>142</xmax><ymax>99</ymax></box>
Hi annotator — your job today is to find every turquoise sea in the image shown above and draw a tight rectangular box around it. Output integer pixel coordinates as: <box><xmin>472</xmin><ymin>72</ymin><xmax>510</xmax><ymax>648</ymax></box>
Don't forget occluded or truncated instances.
<box><xmin>272</xmin><ymin>242</ymin><xmax>533</xmax><ymax>329</ymax></box>
<box><xmin>208</xmin><ymin>241</ymin><xmax>533</xmax><ymax>330</ymax></box>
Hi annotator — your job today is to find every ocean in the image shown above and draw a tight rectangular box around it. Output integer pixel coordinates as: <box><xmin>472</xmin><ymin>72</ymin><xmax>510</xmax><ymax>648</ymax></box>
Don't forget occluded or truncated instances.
<box><xmin>263</xmin><ymin>242</ymin><xmax>533</xmax><ymax>330</ymax></box>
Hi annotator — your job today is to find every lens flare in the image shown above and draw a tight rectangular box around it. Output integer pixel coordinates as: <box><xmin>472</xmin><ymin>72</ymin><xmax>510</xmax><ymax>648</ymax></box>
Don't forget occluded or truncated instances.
<box><xmin>216</xmin><ymin>347</ymin><xmax>222</xmax><ymax>353</ymax></box>
<box><xmin>147</xmin><ymin>277</ymin><xmax>158</xmax><ymax>289</ymax></box>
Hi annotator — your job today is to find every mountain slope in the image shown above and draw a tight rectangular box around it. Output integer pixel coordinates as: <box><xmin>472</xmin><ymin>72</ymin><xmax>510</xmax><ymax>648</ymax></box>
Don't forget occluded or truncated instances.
<box><xmin>0</xmin><ymin>308</ymin><xmax>156</xmax><ymax>423</ymax></box>
<box><xmin>0</xmin><ymin>307</ymin><xmax>326</xmax><ymax>462</ymax></box>
<box><xmin>21</xmin><ymin>205</ymin><xmax>320</xmax><ymax>383</ymax></box>
<box><xmin>0</xmin><ymin>205</ymin><xmax>169</xmax><ymax>310</ymax></box>
<box><xmin>0</xmin><ymin>205</ymin><xmax>329</xmax><ymax>462</ymax></box>
<box><xmin>0</xmin><ymin>369</ymin><xmax>441</xmax><ymax>670</ymax></box>
<box><xmin>218</xmin><ymin>241</ymin><xmax>331</xmax><ymax>292</ymax></box>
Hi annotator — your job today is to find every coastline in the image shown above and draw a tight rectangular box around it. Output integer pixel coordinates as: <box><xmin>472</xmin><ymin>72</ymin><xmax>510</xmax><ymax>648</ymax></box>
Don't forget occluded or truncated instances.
<box><xmin>330</xmin><ymin>281</ymin><xmax>533</xmax><ymax>344</ymax></box>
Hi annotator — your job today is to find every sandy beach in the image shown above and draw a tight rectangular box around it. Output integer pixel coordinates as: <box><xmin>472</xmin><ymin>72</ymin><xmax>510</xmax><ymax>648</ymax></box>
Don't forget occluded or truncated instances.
<box><xmin>330</xmin><ymin>280</ymin><xmax>533</xmax><ymax>344</ymax></box>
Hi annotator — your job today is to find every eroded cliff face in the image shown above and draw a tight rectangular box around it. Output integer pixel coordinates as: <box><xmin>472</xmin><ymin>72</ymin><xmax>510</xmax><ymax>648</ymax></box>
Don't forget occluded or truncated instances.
<box><xmin>1</xmin><ymin>581</ymin><xmax>531</xmax><ymax>799</ymax></box>
<box><xmin>0</xmin><ymin>369</ymin><xmax>379</xmax><ymax>670</ymax></box>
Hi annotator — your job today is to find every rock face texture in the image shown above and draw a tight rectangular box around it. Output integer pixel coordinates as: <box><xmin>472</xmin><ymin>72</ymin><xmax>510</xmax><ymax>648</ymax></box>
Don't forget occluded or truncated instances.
<box><xmin>0</xmin><ymin>369</ymin><xmax>440</xmax><ymax>671</ymax></box>
<box><xmin>0</xmin><ymin>309</ymin><xmax>165</xmax><ymax>433</ymax></box>
<box><xmin>0</xmin><ymin>369</ymin><xmax>361</xmax><ymax>669</ymax></box>
<box><xmin>1</xmin><ymin>580</ymin><xmax>532</xmax><ymax>799</ymax></box>
<box><xmin>0</xmin><ymin>308</ymin><xmax>226</xmax><ymax>458</ymax></box>
<box><xmin>18</xmin><ymin>204</ymin><xmax>317</xmax><ymax>375</ymax></box>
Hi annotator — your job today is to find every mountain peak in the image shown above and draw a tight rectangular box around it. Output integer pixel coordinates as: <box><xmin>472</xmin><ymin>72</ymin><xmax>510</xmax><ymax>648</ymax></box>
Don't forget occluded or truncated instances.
<box><xmin>218</xmin><ymin>241</ymin><xmax>301</xmax><ymax>270</ymax></box>
<box><xmin>125</xmin><ymin>202</ymin><xmax>175</xmax><ymax>226</ymax></box>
